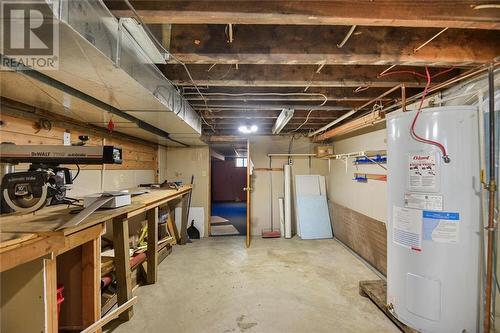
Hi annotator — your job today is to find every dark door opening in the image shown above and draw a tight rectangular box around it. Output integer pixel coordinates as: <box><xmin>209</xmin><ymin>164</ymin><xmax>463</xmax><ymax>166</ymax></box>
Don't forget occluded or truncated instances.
<box><xmin>210</xmin><ymin>144</ymin><xmax>247</xmax><ymax>236</ymax></box>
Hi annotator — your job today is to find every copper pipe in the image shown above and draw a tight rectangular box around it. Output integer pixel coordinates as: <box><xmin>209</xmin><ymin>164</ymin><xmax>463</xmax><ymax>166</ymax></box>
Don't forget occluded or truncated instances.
<box><xmin>484</xmin><ymin>64</ymin><xmax>497</xmax><ymax>333</ymax></box>
<box><xmin>401</xmin><ymin>84</ymin><xmax>406</xmax><ymax>112</ymax></box>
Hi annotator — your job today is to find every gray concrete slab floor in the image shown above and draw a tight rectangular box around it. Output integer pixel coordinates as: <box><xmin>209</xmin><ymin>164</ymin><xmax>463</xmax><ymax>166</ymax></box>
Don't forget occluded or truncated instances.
<box><xmin>104</xmin><ymin>237</ymin><xmax>399</xmax><ymax>333</ymax></box>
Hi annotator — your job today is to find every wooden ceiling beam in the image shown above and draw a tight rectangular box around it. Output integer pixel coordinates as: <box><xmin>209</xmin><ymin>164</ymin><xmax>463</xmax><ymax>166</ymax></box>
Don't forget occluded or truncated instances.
<box><xmin>165</xmin><ymin>25</ymin><xmax>498</xmax><ymax>65</ymax></box>
<box><xmin>180</xmin><ymin>86</ymin><xmax>423</xmax><ymax>100</ymax></box>
<box><xmin>162</xmin><ymin>64</ymin><xmax>452</xmax><ymax>88</ymax></box>
<box><xmin>201</xmin><ymin>110</ymin><xmax>344</xmax><ymax>119</ymax></box>
<box><xmin>107</xmin><ymin>1</ymin><xmax>500</xmax><ymax>30</ymax></box>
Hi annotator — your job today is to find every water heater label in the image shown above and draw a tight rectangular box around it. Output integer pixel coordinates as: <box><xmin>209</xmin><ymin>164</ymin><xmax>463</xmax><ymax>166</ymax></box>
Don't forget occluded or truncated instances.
<box><xmin>422</xmin><ymin>211</ymin><xmax>460</xmax><ymax>243</ymax></box>
<box><xmin>408</xmin><ymin>153</ymin><xmax>438</xmax><ymax>191</ymax></box>
<box><xmin>393</xmin><ymin>206</ymin><xmax>423</xmax><ymax>251</ymax></box>
<box><xmin>404</xmin><ymin>193</ymin><xmax>443</xmax><ymax>211</ymax></box>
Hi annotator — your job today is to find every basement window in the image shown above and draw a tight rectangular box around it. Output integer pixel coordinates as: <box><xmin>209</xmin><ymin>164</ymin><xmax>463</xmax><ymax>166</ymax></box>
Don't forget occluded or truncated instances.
<box><xmin>235</xmin><ymin>157</ymin><xmax>247</xmax><ymax>168</ymax></box>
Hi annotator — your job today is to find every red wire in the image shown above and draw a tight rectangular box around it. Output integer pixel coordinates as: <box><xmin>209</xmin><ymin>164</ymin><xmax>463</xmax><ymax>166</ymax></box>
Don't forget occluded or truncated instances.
<box><xmin>378</xmin><ymin>70</ymin><xmax>427</xmax><ymax>79</ymax></box>
<box><xmin>379</xmin><ymin>66</ymin><xmax>451</xmax><ymax>162</ymax></box>
<box><xmin>409</xmin><ymin>66</ymin><xmax>449</xmax><ymax>162</ymax></box>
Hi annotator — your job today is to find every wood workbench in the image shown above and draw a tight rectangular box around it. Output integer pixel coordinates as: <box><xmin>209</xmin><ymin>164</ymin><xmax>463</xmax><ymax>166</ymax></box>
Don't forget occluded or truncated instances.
<box><xmin>0</xmin><ymin>185</ymin><xmax>192</xmax><ymax>332</ymax></box>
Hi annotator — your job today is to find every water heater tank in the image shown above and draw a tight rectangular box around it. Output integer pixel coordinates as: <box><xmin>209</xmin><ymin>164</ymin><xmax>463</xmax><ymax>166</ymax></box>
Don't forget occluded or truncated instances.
<box><xmin>386</xmin><ymin>106</ymin><xmax>481</xmax><ymax>333</ymax></box>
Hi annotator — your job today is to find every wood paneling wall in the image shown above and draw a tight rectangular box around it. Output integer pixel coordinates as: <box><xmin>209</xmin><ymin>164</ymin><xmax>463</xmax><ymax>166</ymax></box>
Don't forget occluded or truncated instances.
<box><xmin>331</xmin><ymin>202</ymin><xmax>387</xmax><ymax>275</ymax></box>
<box><xmin>0</xmin><ymin>114</ymin><xmax>158</xmax><ymax>172</ymax></box>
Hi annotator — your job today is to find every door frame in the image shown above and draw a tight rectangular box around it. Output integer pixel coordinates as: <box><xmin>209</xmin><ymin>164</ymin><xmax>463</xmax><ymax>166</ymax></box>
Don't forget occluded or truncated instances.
<box><xmin>245</xmin><ymin>139</ymin><xmax>251</xmax><ymax>247</ymax></box>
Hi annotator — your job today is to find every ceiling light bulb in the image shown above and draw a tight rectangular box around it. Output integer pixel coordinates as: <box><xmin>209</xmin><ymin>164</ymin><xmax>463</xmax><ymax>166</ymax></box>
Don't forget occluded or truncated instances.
<box><xmin>238</xmin><ymin>125</ymin><xmax>258</xmax><ymax>134</ymax></box>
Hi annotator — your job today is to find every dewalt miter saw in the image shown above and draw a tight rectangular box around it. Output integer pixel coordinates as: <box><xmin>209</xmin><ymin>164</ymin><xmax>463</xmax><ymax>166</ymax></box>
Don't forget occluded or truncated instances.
<box><xmin>0</xmin><ymin>144</ymin><xmax>122</xmax><ymax>213</ymax></box>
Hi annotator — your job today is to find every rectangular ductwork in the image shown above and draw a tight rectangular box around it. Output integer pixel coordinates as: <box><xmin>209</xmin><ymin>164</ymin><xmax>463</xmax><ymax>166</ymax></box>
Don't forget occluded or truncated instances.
<box><xmin>0</xmin><ymin>0</ymin><xmax>203</xmax><ymax>146</ymax></box>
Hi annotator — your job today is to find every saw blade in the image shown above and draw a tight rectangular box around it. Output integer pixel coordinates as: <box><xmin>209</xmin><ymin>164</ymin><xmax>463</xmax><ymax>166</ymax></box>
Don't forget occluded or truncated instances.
<box><xmin>3</xmin><ymin>183</ymin><xmax>49</xmax><ymax>213</ymax></box>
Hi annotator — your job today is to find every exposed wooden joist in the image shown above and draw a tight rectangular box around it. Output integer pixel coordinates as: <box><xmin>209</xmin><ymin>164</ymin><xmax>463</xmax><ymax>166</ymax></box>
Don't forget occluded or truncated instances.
<box><xmin>180</xmin><ymin>86</ymin><xmax>422</xmax><ymax>99</ymax></box>
<box><xmin>165</xmin><ymin>25</ymin><xmax>499</xmax><ymax>65</ymax></box>
<box><xmin>191</xmin><ymin>102</ymin><xmax>356</xmax><ymax>111</ymax></box>
<box><xmin>107</xmin><ymin>1</ymin><xmax>500</xmax><ymax>30</ymax></box>
<box><xmin>184</xmin><ymin>95</ymin><xmax>391</xmax><ymax>102</ymax></box>
<box><xmin>162</xmin><ymin>64</ymin><xmax>457</xmax><ymax>88</ymax></box>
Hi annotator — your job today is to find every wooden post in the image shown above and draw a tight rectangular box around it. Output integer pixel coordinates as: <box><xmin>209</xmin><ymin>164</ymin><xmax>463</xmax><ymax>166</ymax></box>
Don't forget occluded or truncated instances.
<box><xmin>44</xmin><ymin>257</ymin><xmax>58</xmax><ymax>333</ymax></box>
<box><xmin>146</xmin><ymin>207</ymin><xmax>159</xmax><ymax>284</ymax></box>
<box><xmin>112</xmin><ymin>216</ymin><xmax>133</xmax><ymax>321</ymax></box>
<box><xmin>81</xmin><ymin>237</ymin><xmax>101</xmax><ymax>329</ymax></box>
<box><xmin>179</xmin><ymin>193</ymin><xmax>190</xmax><ymax>245</ymax></box>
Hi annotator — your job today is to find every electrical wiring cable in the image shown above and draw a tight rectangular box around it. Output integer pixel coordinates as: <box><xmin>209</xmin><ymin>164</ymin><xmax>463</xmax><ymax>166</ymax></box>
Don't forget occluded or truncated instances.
<box><xmin>288</xmin><ymin>93</ymin><xmax>328</xmax><ymax>133</ymax></box>
<box><xmin>72</xmin><ymin>164</ymin><xmax>80</xmax><ymax>182</ymax></box>
<box><xmin>410</xmin><ymin>67</ymin><xmax>450</xmax><ymax>162</ymax></box>
<box><xmin>376</xmin><ymin>66</ymin><xmax>452</xmax><ymax>162</ymax></box>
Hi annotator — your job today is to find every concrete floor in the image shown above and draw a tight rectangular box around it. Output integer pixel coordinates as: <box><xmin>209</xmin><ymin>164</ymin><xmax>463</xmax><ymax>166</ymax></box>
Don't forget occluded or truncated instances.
<box><xmin>105</xmin><ymin>237</ymin><xmax>399</xmax><ymax>333</ymax></box>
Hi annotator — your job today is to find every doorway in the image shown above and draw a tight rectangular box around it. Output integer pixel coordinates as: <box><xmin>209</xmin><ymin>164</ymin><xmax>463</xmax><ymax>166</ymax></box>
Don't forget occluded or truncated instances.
<box><xmin>209</xmin><ymin>142</ymin><xmax>248</xmax><ymax>237</ymax></box>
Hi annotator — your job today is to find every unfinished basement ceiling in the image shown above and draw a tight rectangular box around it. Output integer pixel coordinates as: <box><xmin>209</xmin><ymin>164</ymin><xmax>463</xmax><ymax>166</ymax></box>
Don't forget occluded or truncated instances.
<box><xmin>105</xmin><ymin>0</ymin><xmax>500</xmax><ymax>138</ymax></box>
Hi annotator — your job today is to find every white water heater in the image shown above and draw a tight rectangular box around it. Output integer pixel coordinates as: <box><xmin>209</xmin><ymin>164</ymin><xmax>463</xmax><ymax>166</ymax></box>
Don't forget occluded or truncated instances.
<box><xmin>386</xmin><ymin>106</ymin><xmax>481</xmax><ymax>333</ymax></box>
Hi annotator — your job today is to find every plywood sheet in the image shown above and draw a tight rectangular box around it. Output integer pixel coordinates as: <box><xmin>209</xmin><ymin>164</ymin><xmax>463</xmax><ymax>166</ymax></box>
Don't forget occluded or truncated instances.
<box><xmin>1</xmin><ymin>259</ymin><xmax>46</xmax><ymax>332</ymax></box>
<box><xmin>331</xmin><ymin>202</ymin><xmax>387</xmax><ymax>275</ymax></box>
<box><xmin>296</xmin><ymin>196</ymin><xmax>332</xmax><ymax>240</ymax></box>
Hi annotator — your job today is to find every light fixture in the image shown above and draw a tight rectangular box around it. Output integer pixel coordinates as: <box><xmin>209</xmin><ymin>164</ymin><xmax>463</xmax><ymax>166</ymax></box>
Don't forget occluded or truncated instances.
<box><xmin>238</xmin><ymin>125</ymin><xmax>258</xmax><ymax>134</ymax></box>
<box><xmin>120</xmin><ymin>18</ymin><xmax>169</xmax><ymax>64</ymax></box>
<box><xmin>272</xmin><ymin>108</ymin><xmax>294</xmax><ymax>134</ymax></box>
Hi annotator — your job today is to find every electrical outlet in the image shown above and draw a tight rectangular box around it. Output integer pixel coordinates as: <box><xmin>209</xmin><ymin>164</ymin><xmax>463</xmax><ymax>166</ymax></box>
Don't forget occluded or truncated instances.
<box><xmin>63</xmin><ymin>132</ymin><xmax>71</xmax><ymax>146</ymax></box>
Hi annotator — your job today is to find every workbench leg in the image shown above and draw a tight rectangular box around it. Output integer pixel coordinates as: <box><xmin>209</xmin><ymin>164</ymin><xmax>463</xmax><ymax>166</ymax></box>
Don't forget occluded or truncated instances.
<box><xmin>82</xmin><ymin>237</ymin><xmax>101</xmax><ymax>330</ymax></box>
<box><xmin>179</xmin><ymin>193</ymin><xmax>190</xmax><ymax>245</ymax></box>
<box><xmin>146</xmin><ymin>207</ymin><xmax>158</xmax><ymax>284</ymax></box>
<box><xmin>112</xmin><ymin>217</ymin><xmax>134</xmax><ymax>321</ymax></box>
<box><xmin>44</xmin><ymin>257</ymin><xmax>58</xmax><ymax>333</ymax></box>
<box><xmin>166</xmin><ymin>205</ymin><xmax>179</xmax><ymax>244</ymax></box>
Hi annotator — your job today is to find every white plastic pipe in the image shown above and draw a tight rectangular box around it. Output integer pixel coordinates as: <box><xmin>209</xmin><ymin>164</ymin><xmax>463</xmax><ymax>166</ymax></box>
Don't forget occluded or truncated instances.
<box><xmin>284</xmin><ymin>164</ymin><xmax>292</xmax><ymax>238</ymax></box>
<box><xmin>278</xmin><ymin>197</ymin><xmax>285</xmax><ymax>238</ymax></box>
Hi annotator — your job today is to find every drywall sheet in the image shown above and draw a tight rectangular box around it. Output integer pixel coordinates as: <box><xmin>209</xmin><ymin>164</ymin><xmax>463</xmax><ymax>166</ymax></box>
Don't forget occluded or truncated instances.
<box><xmin>296</xmin><ymin>196</ymin><xmax>332</xmax><ymax>239</ymax></box>
<box><xmin>331</xmin><ymin>202</ymin><xmax>387</xmax><ymax>275</ymax></box>
<box><xmin>296</xmin><ymin>175</ymin><xmax>326</xmax><ymax>196</ymax></box>
<box><xmin>175</xmin><ymin>207</ymin><xmax>205</xmax><ymax>238</ymax></box>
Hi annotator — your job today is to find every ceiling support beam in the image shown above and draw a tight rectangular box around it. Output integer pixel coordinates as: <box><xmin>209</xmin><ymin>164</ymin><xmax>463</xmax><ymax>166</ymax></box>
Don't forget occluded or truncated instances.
<box><xmin>107</xmin><ymin>1</ymin><xmax>500</xmax><ymax>30</ymax></box>
<box><xmin>165</xmin><ymin>25</ymin><xmax>499</xmax><ymax>65</ymax></box>
<box><xmin>162</xmin><ymin>64</ymin><xmax>452</xmax><ymax>88</ymax></box>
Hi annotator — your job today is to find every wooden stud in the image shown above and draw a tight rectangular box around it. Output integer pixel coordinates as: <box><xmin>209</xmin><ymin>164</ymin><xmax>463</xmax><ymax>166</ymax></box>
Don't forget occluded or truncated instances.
<box><xmin>44</xmin><ymin>257</ymin><xmax>58</xmax><ymax>333</ymax></box>
<box><xmin>146</xmin><ymin>207</ymin><xmax>159</xmax><ymax>284</ymax></box>
<box><xmin>81</xmin><ymin>237</ymin><xmax>101</xmax><ymax>329</ymax></box>
<box><xmin>179</xmin><ymin>193</ymin><xmax>190</xmax><ymax>245</ymax></box>
<box><xmin>112</xmin><ymin>216</ymin><xmax>134</xmax><ymax>321</ymax></box>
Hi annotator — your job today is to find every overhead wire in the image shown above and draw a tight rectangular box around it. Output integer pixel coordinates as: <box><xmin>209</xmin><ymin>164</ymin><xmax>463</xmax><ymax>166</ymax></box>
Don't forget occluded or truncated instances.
<box><xmin>381</xmin><ymin>66</ymin><xmax>451</xmax><ymax>162</ymax></box>
<box><xmin>288</xmin><ymin>93</ymin><xmax>328</xmax><ymax>133</ymax></box>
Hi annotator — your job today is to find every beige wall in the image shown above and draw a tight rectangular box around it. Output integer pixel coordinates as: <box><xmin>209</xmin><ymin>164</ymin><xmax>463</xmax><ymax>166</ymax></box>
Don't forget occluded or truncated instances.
<box><xmin>249</xmin><ymin>136</ymin><xmax>329</xmax><ymax>236</ymax></box>
<box><xmin>328</xmin><ymin>129</ymin><xmax>387</xmax><ymax>223</ymax></box>
<box><xmin>162</xmin><ymin>146</ymin><xmax>210</xmax><ymax>237</ymax></box>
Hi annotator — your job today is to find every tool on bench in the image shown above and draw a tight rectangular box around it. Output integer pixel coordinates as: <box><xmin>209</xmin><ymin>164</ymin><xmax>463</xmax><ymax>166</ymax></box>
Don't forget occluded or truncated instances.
<box><xmin>0</xmin><ymin>143</ymin><xmax>122</xmax><ymax>213</ymax></box>
<box><xmin>139</xmin><ymin>180</ymin><xmax>182</xmax><ymax>190</ymax></box>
